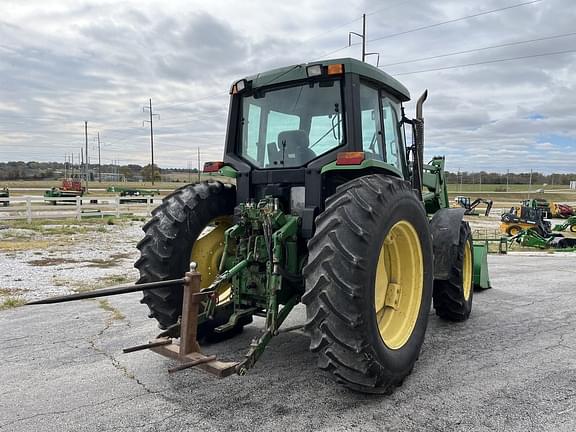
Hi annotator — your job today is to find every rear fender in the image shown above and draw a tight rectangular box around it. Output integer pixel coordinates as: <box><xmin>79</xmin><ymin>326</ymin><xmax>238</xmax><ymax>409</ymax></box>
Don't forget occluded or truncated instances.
<box><xmin>429</xmin><ymin>208</ymin><xmax>466</xmax><ymax>280</ymax></box>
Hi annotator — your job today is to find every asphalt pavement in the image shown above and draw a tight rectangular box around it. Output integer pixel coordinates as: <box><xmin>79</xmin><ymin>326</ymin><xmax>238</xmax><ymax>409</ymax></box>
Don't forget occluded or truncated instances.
<box><xmin>1</xmin><ymin>253</ymin><xmax>576</xmax><ymax>432</ymax></box>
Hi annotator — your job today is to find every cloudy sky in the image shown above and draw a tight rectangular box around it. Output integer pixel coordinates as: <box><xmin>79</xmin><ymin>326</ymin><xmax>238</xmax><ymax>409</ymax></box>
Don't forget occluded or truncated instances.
<box><xmin>1</xmin><ymin>0</ymin><xmax>575</xmax><ymax>173</ymax></box>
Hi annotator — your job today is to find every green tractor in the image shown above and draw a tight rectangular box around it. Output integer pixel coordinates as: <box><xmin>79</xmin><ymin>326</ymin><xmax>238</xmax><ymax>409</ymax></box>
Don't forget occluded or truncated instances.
<box><xmin>135</xmin><ymin>58</ymin><xmax>488</xmax><ymax>393</ymax></box>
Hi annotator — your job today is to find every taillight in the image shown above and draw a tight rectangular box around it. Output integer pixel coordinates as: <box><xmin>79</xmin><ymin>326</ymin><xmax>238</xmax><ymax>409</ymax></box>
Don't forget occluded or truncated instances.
<box><xmin>203</xmin><ymin>161</ymin><xmax>224</xmax><ymax>173</ymax></box>
<box><xmin>336</xmin><ymin>152</ymin><xmax>365</xmax><ymax>165</ymax></box>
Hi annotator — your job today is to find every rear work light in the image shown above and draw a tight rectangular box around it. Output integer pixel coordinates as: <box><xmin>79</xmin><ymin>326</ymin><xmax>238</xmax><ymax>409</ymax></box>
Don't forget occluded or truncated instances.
<box><xmin>336</xmin><ymin>152</ymin><xmax>365</xmax><ymax>166</ymax></box>
<box><xmin>230</xmin><ymin>79</ymin><xmax>249</xmax><ymax>95</ymax></box>
<box><xmin>203</xmin><ymin>161</ymin><xmax>224</xmax><ymax>173</ymax></box>
<box><xmin>306</xmin><ymin>64</ymin><xmax>323</xmax><ymax>77</ymax></box>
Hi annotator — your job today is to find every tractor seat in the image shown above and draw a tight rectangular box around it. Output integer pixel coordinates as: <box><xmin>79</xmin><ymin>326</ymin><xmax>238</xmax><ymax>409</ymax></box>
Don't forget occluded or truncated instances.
<box><xmin>277</xmin><ymin>130</ymin><xmax>316</xmax><ymax>167</ymax></box>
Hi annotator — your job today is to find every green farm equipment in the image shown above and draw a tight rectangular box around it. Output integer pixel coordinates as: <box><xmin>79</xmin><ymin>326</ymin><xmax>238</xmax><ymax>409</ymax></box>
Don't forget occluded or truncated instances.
<box><xmin>107</xmin><ymin>186</ymin><xmax>159</xmax><ymax>203</ymax></box>
<box><xmin>510</xmin><ymin>229</ymin><xmax>576</xmax><ymax>250</ymax></box>
<box><xmin>30</xmin><ymin>58</ymin><xmax>490</xmax><ymax>394</ymax></box>
<box><xmin>44</xmin><ymin>179</ymin><xmax>86</xmax><ymax>204</ymax></box>
<box><xmin>0</xmin><ymin>187</ymin><xmax>9</xmax><ymax>207</ymax></box>
<box><xmin>553</xmin><ymin>216</ymin><xmax>576</xmax><ymax>233</ymax></box>
<box><xmin>44</xmin><ymin>187</ymin><xmax>84</xmax><ymax>204</ymax></box>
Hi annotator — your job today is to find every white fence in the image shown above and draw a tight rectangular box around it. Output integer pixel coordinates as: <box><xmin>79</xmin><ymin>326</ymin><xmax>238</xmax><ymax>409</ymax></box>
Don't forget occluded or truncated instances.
<box><xmin>0</xmin><ymin>196</ymin><xmax>160</xmax><ymax>223</ymax></box>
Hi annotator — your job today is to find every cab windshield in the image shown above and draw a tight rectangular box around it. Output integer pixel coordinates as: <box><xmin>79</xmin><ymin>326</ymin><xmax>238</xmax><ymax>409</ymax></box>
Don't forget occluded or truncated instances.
<box><xmin>239</xmin><ymin>80</ymin><xmax>344</xmax><ymax>168</ymax></box>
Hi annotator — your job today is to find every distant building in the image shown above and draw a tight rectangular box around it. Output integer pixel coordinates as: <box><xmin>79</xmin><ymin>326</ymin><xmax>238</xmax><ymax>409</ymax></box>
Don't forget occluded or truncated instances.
<box><xmin>570</xmin><ymin>181</ymin><xmax>576</xmax><ymax>190</ymax></box>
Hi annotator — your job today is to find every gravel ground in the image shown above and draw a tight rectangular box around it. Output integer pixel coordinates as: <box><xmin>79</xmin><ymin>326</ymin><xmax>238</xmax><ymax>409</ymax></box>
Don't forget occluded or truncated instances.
<box><xmin>0</xmin><ymin>221</ymin><xmax>142</xmax><ymax>299</ymax></box>
<box><xmin>1</xmin><ymin>223</ymin><xmax>576</xmax><ymax>431</ymax></box>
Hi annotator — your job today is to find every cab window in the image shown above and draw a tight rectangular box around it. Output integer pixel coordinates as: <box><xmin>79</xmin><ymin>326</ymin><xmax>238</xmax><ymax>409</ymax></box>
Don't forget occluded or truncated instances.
<box><xmin>359</xmin><ymin>84</ymin><xmax>383</xmax><ymax>160</ymax></box>
<box><xmin>381</xmin><ymin>98</ymin><xmax>402</xmax><ymax>169</ymax></box>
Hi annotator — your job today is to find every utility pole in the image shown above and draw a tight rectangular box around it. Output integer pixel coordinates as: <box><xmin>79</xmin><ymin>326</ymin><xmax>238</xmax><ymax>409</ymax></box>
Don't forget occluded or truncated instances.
<box><xmin>97</xmin><ymin>132</ymin><xmax>102</xmax><ymax>183</ymax></box>
<box><xmin>84</xmin><ymin>121</ymin><xmax>89</xmax><ymax>192</ymax></box>
<box><xmin>506</xmin><ymin>169</ymin><xmax>509</xmax><ymax>192</ymax></box>
<box><xmin>348</xmin><ymin>14</ymin><xmax>379</xmax><ymax>65</ymax></box>
<box><xmin>528</xmin><ymin>169</ymin><xmax>533</xmax><ymax>198</ymax></box>
<box><xmin>143</xmin><ymin>99</ymin><xmax>159</xmax><ymax>185</ymax></box>
<box><xmin>349</xmin><ymin>14</ymin><xmax>366</xmax><ymax>61</ymax></box>
<box><xmin>361</xmin><ymin>13</ymin><xmax>366</xmax><ymax>61</ymax></box>
<box><xmin>197</xmin><ymin>147</ymin><xmax>201</xmax><ymax>182</ymax></box>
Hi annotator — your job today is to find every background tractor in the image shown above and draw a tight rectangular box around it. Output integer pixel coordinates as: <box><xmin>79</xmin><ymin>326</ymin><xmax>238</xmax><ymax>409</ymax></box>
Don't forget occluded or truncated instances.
<box><xmin>134</xmin><ymin>58</ymin><xmax>489</xmax><ymax>394</ymax></box>
<box><xmin>500</xmin><ymin>205</ymin><xmax>551</xmax><ymax>236</ymax></box>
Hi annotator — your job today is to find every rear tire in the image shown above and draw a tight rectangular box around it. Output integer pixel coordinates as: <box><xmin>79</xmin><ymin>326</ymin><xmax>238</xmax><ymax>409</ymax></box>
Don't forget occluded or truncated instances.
<box><xmin>135</xmin><ymin>181</ymin><xmax>250</xmax><ymax>341</ymax></box>
<box><xmin>303</xmin><ymin>175</ymin><xmax>433</xmax><ymax>394</ymax></box>
<box><xmin>433</xmin><ymin>222</ymin><xmax>473</xmax><ymax>321</ymax></box>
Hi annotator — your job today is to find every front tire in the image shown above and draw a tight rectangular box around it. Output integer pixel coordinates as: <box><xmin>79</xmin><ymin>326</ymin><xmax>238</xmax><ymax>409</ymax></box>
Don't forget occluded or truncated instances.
<box><xmin>303</xmin><ymin>175</ymin><xmax>433</xmax><ymax>394</ymax></box>
<box><xmin>433</xmin><ymin>222</ymin><xmax>473</xmax><ymax>321</ymax></box>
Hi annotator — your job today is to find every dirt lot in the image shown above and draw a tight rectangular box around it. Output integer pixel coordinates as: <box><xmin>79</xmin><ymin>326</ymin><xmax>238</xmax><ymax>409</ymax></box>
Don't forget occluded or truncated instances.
<box><xmin>1</xmin><ymin>220</ymin><xmax>576</xmax><ymax>431</ymax></box>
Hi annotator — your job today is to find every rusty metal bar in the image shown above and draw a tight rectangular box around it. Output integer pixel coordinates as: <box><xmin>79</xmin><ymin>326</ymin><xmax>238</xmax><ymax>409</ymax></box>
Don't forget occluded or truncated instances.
<box><xmin>168</xmin><ymin>355</ymin><xmax>217</xmax><ymax>374</ymax></box>
<box><xmin>26</xmin><ymin>278</ymin><xmax>186</xmax><ymax>305</ymax></box>
<box><xmin>180</xmin><ymin>270</ymin><xmax>202</xmax><ymax>356</ymax></box>
<box><xmin>122</xmin><ymin>338</ymin><xmax>172</xmax><ymax>353</ymax></box>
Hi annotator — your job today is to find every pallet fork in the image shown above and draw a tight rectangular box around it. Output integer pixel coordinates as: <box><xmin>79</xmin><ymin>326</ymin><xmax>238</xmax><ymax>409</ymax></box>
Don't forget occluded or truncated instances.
<box><xmin>27</xmin><ymin>263</ymin><xmax>300</xmax><ymax>377</ymax></box>
<box><xmin>121</xmin><ymin>266</ymin><xmax>239</xmax><ymax>376</ymax></box>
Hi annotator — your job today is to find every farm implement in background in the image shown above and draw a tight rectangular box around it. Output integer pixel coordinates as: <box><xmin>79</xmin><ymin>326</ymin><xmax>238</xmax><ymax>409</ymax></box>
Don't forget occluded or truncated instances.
<box><xmin>107</xmin><ymin>186</ymin><xmax>160</xmax><ymax>203</ymax></box>
<box><xmin>453</xmin><ymin>196</ymin><xmax>493</xmax><ymax>216</ymax></box>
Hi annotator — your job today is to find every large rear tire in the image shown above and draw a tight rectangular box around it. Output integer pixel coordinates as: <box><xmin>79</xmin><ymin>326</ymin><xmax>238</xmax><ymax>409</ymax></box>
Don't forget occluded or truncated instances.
<box><xmin>433</xmin><ymin>221</ymin><xmax>473</xmax><ymax>321</ymax></box>
<box><xmin>303</xmin><ymin>175</ymin><xmax>433</xmax><ymax>394</ymax></box>
<box><xmin>134</xmin><ymin>181</ymin><xmax>250</xmax><ymax>340</ymax></box>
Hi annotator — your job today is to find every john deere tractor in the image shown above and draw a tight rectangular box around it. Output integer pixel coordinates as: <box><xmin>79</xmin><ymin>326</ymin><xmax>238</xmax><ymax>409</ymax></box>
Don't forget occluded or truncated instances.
<box><xmin>135</xmin><ymin>58</ymin><xmax>488</xmax><ymax>393</ymax></box>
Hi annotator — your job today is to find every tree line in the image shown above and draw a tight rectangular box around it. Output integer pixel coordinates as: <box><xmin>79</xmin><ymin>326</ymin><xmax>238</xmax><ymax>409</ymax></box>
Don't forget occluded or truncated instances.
<box><xmin>0</xmin><ymin>161</ymin><xmax>198</xmax><ymax>181</ymax></box>
<box><xmin>446</xmin><ymin>171</ymin><xmax>575</xmax><ymax>186</ymax></box>
<box><xmin>0</xmin><ymin>161</ymin><xmax>574</xmax><ymax>185</ymax></box>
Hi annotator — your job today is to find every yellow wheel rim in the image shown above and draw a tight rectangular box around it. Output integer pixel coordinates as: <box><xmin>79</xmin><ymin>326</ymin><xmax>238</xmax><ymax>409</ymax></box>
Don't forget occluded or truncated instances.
<box><xmin>462</xmin><ymin>241</ymin><xmax>473</xmax><ymax>301</ymax></box>
<box><xmin>374</xmin><ymin>221</ymin><xmax>423</xmax><ymax>350</ymax></box>
<box><xmin>190</xmin><ymin>216</ymin><xmax>232</xmax><ymax>304</ymax></box>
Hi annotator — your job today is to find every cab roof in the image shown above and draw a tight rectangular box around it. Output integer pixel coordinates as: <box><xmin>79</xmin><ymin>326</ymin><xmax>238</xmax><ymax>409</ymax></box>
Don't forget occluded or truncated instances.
<box><xmin>243</xmin><ymin>57</ymin><xmax>410</xmax><ymax>102</ymax></box>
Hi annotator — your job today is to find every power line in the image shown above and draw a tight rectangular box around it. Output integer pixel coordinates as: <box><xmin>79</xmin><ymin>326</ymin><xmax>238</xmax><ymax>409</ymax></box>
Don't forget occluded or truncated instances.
<box><xmin>314</xmin><ymin>0</ymin><xmax>545</xmax><ymax>60</ymax></box>
<box><xmin>390</xmin><ymin>48</ymin><xmax>576</xmax><ymax>76</ymax></box>
<box><xmin>367</xmin><ymin>0</ymin><xmax>544</xmax><ymax>44</ymax></box>
<box><xmin>314</xmin><ymin>0</ymin><xmax>414</xmax><ymax>60</ymax></box>
<box><xmin>381</xmin><ymin>31</ymin><xmax>576</xmax><ymax>67</ymax></box>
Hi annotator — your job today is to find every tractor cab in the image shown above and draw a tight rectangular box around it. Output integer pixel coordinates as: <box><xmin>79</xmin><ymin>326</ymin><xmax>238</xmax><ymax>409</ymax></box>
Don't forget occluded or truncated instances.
<box><xmin>218</xmin><ymin>58</ymin><xmax>417</xmax><ymax>235</ymax></box>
